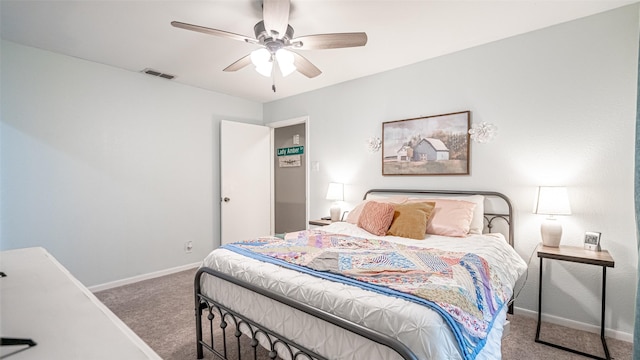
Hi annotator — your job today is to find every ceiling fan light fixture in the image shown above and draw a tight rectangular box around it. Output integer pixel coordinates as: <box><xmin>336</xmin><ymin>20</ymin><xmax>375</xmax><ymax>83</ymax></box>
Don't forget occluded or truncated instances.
<box><xmin>171</xmin><ymin>0</ymin><xmax>367</xmax><ymax>82</ymax></box>
<box><xmin>251</xmin><ymin>48</ymin><xmax>273</xmax><ymax>77</ymax></box>
<box><xmin>255</xmin><ymin>62</ymin><xmax>273</xmax><ymax>77</ymax></box>
<box><xmin>250</xmin><ymin>48</ymin><xmax>270</xmax><ymax>66</ymax></box>
<box><xmin>275</xmin><ymin>49</ymin><xmax>296</xmax><ymax>77</ymax></box>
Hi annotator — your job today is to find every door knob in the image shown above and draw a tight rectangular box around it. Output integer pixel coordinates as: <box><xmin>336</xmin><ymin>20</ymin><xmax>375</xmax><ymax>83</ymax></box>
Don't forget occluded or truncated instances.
<box><xmin>223</xmin><ymin>197</ymin><xmax>230</xmax><ymax>203</ymax></box>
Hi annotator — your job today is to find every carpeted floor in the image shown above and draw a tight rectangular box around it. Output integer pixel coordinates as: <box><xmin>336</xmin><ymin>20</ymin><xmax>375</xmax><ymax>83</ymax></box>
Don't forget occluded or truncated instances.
<box><xmin>94</xmin><ymin>268</ymin><xmax>632</xmax><ymax>359</ymax></box>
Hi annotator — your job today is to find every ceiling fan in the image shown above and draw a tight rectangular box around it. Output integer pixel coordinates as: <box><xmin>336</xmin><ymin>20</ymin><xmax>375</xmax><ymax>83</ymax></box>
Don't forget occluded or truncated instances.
<box><xmin>171</xmin><ymin>0</ymin><xmax>367</xmax><ymax>90</ymax></box>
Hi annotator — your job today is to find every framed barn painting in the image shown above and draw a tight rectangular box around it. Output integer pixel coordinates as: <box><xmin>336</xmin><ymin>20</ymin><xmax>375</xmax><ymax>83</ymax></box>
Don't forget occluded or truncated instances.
<box><xmin>382</xmin><ymin>111</ymin><xmax>470</xmax><ymax>176</ymax></box>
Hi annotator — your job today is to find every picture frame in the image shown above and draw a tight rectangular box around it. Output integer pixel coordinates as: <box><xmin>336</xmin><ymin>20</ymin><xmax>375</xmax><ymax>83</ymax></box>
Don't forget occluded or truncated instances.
<box><xmin>382</xmin><ymin>111</ymin><xmax>470</xmax><ymax>176</ymax></box>
<box><xmin>584</xmin><ymin>231</ymin><xmax>602</xmax><ymax>251</ymax></box>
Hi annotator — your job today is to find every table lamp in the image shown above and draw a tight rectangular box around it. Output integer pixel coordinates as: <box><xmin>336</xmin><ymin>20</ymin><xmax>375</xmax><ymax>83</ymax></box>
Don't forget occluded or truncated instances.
<box><xmin>325</xmin><ymin>182</ymin><xmax>344</xmax><ymax>221</ymax></box>
<box><xmin>534</xmin><ymin>186</ymin><xmax>571</xmax><ymax>247</ymax></box>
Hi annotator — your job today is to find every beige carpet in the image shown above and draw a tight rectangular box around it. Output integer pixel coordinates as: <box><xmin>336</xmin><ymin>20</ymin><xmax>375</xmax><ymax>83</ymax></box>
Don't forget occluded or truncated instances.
<box><xmin>95</xmin><ymin>268</ymin><xmax>633</xmax><ymax>359</ymax></box>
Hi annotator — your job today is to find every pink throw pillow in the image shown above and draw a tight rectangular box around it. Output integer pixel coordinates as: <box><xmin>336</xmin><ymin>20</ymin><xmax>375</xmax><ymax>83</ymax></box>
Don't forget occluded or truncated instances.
<box><xmin>424</xmin><ymin>199</ymin><xmax>476</xmax><ymax>237</ymax></box>
<box><xmin>346</xmin><ymin>196</ymin><xmax>408</xmax><ymax>224</ymax></box>
<box><xmin>357</xmin><ymin>201</ymin><xmax>396</xmax><ymax>236</ymax></box>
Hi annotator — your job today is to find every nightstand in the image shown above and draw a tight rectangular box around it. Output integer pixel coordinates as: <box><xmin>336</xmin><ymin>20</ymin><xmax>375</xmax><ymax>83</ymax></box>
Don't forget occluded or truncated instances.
<box><xmin>308</xmin><ymin>219</ymin><xmax>332</xmax><ymax>226</ymax></box>
<box><xmin>535</xmin><ymin>244</ymin><xmax>615</xmax><ymax>360</ymax></box>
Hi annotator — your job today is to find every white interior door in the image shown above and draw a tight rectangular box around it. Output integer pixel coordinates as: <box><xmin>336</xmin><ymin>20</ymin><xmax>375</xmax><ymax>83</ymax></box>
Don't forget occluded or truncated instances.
<box><xmin>220</xmin><ymin>120</ymin><xmax>271</xmax><ymax>245</ymax></box>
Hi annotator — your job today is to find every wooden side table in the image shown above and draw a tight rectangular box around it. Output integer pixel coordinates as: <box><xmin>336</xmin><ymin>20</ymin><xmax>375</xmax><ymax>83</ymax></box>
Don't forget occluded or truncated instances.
<box><xmin>308</xmin><ymin>219</ymin><xmax>333</xmax><ymax>227</ymax></box>
<box><xmin>535</xmin><ymin>244</ymin><xmax>615</xmax><ymax>360</ymax></box>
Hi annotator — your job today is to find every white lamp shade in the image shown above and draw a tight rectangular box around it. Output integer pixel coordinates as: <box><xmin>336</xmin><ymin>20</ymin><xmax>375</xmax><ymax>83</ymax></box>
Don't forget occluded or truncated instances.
<box><xmin>325</xmin><ymin>183</ymin><xmax>344</xmax><ymax>201</ymax></box>
<box><xmin>326</xmin><ymin>183</ymin><xmax>344</xmax><ymax>222</ymax></box>
<box><xmin>251</xmin><ymin>48</ymin><xmax>270</xmax><ymax>66</ymax></box>
<box><xmin>251</xmin><ymin>48</ymin><xmax>273</xmax><ymax>77</ymax></box>
<box><xmin>534</xmin><ymin>186</ymin><xmax>571</xmax><ymax>215</ymax></box>
<box><xmin>275</xmin><ymin>49</ymin><xmax>296</xmax><ymax>77</ymax></box>
<box><xmin>255</xmin><ymin>63</ymin><xmax>273</xmax><ymax>77</ymax></box>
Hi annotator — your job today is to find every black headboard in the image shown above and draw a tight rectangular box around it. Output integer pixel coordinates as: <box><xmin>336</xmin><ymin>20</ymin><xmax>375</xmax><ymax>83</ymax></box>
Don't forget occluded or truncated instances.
<box><xmin>363</xmin><ymin>189</ymin><xmax>514</xmax><ymax>247</ymax></box>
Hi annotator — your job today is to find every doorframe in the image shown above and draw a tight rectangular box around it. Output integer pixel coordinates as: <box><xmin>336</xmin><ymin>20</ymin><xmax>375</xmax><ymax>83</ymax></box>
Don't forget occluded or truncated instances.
<box><xmin>267</xmin><ymin>116</ymin><xmax>310</xmax><ymax>231</ymax></box>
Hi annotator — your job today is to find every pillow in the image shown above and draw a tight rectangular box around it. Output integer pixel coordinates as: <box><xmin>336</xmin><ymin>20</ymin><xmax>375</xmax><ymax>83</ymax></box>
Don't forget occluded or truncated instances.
<box><xmin>456</xmin><ymin>195</ymin><xmax>484</xmax><ymax>234</ymax></box>
<box><xmin>357</xmin><ymin>201</ymin><xmax>396</xmax><ymax>236</ymax></box>
<box><xmin>346</xmin><ymin>196</ymin><xmax>408</xmax><ymax>224</ymax></box>
<box><xmin>387</xmin><ymin>202</ymin><xmax>436</xmax><ymax>240</ymax></box>
<box><xmin>408</xmin><ymin>195</ymin><xmax>485</xmax><ymax>234</ymax></box>
<box><xmin>423</xmin><ymin>199</ymin><xmax>476</xmax><ymax>237</ymax></box>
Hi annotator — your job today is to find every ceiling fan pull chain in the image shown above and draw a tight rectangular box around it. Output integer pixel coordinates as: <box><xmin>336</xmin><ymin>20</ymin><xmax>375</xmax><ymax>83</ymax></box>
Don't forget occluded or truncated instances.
<box><xmin>272</xmin><ymin>76</ymin><xmax>277</xmax><ymax>93</ymax></box>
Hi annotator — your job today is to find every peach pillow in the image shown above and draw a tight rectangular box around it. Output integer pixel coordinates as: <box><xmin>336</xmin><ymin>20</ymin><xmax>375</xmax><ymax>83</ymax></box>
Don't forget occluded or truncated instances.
<box><xmin>408</xmin><ymin>195</ymin><xmax>485</xmax><ymax>234</ymax></box>
<box><xmin>387</xmin><ymin>202</ymin><xmax>436</xmax><ymax>240</ymax></box>
<box><xmin>423</xmin><ymin>199</ymin><xmax>476</xmax><ymax>237</ymax></box>
<box><xmin>346</xmin><ymin>196</ymin><xmax>408</xmax><ymax>224</ymax></box>
<box><xmin>357</xmin><ymin>201</ymin><xmax>396</xmax><ymax>236</ymax></box>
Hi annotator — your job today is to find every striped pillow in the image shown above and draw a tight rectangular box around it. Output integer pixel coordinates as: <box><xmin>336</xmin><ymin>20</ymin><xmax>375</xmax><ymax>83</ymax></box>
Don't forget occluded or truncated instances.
<box><xmin>357</xmin><ymin>201</ymin><xmax>395</xmax><ymax>236</ymax></box>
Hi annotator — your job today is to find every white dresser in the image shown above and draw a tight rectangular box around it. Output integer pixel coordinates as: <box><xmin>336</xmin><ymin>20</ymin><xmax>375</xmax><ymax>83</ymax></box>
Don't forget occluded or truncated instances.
<box><xmin>0</xmin><ymin>247</ymin><xmax>161</xmax><ymax>359</ymax></box>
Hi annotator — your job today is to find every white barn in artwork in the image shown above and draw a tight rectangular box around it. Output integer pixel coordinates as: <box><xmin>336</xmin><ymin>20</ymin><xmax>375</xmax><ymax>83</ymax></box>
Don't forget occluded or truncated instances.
<box><xmin>396</xmin><ymin>145</ymin><xmax>410</xmax><ymax>161</ymax></box>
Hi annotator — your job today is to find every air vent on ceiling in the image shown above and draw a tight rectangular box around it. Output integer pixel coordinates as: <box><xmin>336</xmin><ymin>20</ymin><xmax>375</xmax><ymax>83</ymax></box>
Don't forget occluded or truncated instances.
<box><xmin>141</xmin><ymin>68</ymin><xmax>176</xmax><ymax>80</ymax></box>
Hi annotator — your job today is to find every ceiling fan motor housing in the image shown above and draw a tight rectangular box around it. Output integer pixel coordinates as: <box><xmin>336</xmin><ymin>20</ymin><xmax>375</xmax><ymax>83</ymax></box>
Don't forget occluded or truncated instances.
<box><xmin>254</xmin><ymin>20</ymin><xmax>295</xmax><ymax>53</ymax></box>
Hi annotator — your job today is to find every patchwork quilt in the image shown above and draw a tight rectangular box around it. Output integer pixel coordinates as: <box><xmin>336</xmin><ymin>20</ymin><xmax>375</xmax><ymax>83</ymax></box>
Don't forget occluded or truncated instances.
<box><xmin>223</xmin><ymin>229</ymin><xmax>514</xmax><ymax>360</ymax></box>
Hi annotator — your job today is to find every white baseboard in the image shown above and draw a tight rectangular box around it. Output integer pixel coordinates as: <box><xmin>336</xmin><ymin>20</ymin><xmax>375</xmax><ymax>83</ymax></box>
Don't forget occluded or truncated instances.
<box><xmin>88</xmin><ymin>270</ymin><xmax>634</xmax><ymax>343</ymax></box>
<box><xmin>514</xmin><ymin>307</ymin><xmax>633</xmax><ymax>343</ymax></box>
<box><xmin>88</xmin><ymin>262</ymin><xmax>201</xmax><ymax>293</ymax></box>
<box><xmin>503</xmin><ymin>320</ymin><xmax>510</xmax><ymax>338</ymax></box>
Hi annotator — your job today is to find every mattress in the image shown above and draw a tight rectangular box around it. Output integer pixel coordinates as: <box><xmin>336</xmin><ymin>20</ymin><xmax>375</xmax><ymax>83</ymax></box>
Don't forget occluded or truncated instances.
<box><xmin>200</xmin><ymin>222</ymin><xmax>527</xmax><ymax>360</ymax></box>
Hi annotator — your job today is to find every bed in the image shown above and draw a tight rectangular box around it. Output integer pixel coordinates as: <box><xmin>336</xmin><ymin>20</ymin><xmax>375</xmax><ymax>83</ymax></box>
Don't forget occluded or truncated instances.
<box><xmin>195</xmin><ymin>189</ymin><xmax>527</xmax><ymax>360</ymax></box>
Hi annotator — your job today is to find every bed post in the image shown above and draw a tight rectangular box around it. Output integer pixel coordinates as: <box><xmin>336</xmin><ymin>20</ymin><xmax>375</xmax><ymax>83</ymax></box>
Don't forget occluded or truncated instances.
<box><xmin>194</xmin><ymin>268</ymin><xmax>204</xmax><ymax>359</ymax></box>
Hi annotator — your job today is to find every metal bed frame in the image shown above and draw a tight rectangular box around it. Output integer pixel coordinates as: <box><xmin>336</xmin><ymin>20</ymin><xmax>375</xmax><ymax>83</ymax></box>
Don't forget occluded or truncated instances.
<box><xmin>195</xmin><ymin>189</ymin><xmax>515</xmax><ymax>360</ymax></box>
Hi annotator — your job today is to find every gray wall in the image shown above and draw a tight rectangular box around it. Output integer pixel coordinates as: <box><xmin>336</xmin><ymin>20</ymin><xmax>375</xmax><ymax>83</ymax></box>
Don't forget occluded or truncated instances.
<box><xmin>1</xmin><ymin>40</ymin><xmax>263</xmax><ymax>286</ymax></box>
<box><xmin>1</xmin><ymin>3</ymin><xmax>638</xmax><ymax>341</ymax></box>
<box><xmin>264</xmin><ymin>5</ymin><xmax>639</xmax><ymax>339</ymax></box>
<box><xmin>274</xmin><ymin>124</ymin><xmax>306</xmax><ymax>233</ymax></box>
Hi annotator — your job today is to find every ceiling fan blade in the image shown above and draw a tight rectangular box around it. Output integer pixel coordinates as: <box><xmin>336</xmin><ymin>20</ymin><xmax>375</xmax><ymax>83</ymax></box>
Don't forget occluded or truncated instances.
<box><xmin>291</xmin><ymin>33</ymin><xmax>368</xmax><ymax>50</ymax></box>
<box><xmin>171</xmin><ymin>21</ymin><xmax>256</xmax><ymax>44</ymax></box>
<box><xmin>291</xmin><ymin>52</ymin><xmax>321</xmax><ymax>78</ymax></box>
<box><xmin>263</xmin><ymin>0</ymin><xmax>290</xmax><ymax>39</ymax></box>
<box><xmin>223</xmin><ymin>54</ymin><xmax>253</xmax><ymax>72</ymax></box>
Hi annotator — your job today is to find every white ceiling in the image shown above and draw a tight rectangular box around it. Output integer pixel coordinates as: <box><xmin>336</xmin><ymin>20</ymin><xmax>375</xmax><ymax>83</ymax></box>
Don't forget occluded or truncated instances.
<box><xmin>1</xmin><ymin>0</ymin><xmax>634</xmax><ymax>103</ymax></box>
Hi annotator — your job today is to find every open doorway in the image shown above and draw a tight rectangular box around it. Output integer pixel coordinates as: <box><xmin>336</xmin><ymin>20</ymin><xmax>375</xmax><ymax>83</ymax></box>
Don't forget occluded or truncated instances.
<box><xmin>270</xmin><ymin>118</ymin><xmax>308</xmax><ymax>234</ymax></box>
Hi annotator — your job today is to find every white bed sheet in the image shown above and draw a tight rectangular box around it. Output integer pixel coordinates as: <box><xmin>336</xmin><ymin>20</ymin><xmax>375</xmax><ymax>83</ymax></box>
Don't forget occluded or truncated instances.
<box><xmin>201</xmin><ymin>223</ymin><xmax>527</xmax><ymax>360</ymax></box>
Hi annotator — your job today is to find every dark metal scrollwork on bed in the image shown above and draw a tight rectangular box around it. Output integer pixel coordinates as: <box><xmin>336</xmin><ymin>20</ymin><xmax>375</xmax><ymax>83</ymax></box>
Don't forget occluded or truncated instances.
<box><xmin>195</xmin><ymin>189</ymin><xmax>522</xmax><ymax>360</ymax></box>
<box><xmin>363</xmin><ymin>189</ymin><xmax>514</xmax><ymax>247</ymax></box>
<box><xmin>195</xmin><ymin>267</ymin><xmax>418</xmax><ymax>360</ymax></box>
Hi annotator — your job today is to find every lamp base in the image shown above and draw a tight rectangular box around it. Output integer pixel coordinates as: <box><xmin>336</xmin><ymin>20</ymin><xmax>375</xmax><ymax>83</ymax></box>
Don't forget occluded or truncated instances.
<box><xmin>330</xmin><ymin>206</ymin><xmax>341</xmax><ymax>222</ymax></box>
<box><xmin>541</xmin><ymin>218</ymin><xmax>562</xmax><ymax>247</ymax></box>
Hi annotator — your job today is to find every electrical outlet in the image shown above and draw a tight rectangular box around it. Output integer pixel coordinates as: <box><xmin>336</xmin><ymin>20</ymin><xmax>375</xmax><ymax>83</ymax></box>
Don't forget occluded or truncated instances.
<box><xmin>184</xmin><ymin>241</ymin><xmax>193</xmax><ymax>253</ymax></box>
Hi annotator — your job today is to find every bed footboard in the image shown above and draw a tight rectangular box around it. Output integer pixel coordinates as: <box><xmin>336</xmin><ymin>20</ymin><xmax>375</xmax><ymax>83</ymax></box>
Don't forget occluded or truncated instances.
<box><xmin>194</xmin><ymin>267</ymin><xmax>418</xmax><ymax>360</ymax></box>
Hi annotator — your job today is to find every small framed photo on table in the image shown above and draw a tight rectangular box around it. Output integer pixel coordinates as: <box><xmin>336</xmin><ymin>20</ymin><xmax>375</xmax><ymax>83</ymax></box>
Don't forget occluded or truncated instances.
<box><xmin>584</xmin><ymin>231</ymin><xmax>601</xmax><ymax>251</ymax></box>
